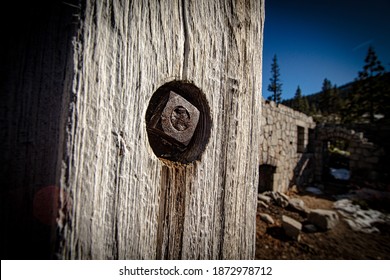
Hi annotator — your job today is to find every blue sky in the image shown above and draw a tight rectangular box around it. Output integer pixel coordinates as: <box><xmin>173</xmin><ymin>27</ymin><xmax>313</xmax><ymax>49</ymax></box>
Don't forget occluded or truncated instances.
<box><xmin>262</xmin><ymin>0</ymin><xmax>390</xmax><ymax>100</ymax></box>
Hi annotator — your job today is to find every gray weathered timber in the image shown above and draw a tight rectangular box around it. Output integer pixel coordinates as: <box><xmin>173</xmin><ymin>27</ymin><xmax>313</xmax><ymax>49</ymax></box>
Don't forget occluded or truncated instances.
<box><xmin>59</xmin><ymin>0</ymin><xmax>264</xmax><ymax>260</ymax></box>
<box><xmin>1</xmin><ymin>0</ymin><xmax>264</xmax><ymax>260</ymax></box>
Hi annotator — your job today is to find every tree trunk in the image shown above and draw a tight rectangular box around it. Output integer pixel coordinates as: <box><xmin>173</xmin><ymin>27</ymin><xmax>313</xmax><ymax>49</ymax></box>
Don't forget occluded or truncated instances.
<box><xmin>2</xmin><ymin>0</ymin><xmax>264</xmax><ymax>260</ymax></box>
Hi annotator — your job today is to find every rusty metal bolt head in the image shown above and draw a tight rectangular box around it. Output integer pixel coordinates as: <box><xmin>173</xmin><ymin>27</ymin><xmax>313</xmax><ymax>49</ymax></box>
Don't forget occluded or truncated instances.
<box><xmin>146</xmin><ymin>81</ymin><xmax>211</xmax><ymax>163</ymax></box>
<box><xmin>161</xmin><ymin>91</ymin><xmax>200</xmax><ymax>146</ymax></box>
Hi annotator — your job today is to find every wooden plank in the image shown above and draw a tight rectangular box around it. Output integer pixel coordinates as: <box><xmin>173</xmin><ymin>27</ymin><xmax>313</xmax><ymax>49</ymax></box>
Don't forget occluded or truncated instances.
<box><xmin>54</xmin><ymin>0</ymin><xmax>263</xmax><ymax>259</ymax></box>
<box><xmin>2</xmin><ymin>0</ymin><xmax>264</xmax><ymax>259</ymax></box>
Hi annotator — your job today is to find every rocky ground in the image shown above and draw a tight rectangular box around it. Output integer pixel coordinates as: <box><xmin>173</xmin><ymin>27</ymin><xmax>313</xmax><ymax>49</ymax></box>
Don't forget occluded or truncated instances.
<box><xmin>255</xmin><ymin>186</ymin><xmax>390</xmax><ymax>260</ymax></box>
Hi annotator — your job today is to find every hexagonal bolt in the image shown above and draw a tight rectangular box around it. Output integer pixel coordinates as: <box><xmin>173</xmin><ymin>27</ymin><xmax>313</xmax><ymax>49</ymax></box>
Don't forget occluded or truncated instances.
<box><xmin>161</xmin><ymin>91</ymin><xmax>200</xmax><ymax>146</ymax></box>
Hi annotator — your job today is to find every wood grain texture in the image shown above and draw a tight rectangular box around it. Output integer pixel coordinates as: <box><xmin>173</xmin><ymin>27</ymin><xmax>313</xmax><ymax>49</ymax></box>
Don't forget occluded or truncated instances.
<box><xmin>58</xmin><ymin>0</ymin><xmax>264</xmax><ymax>260</ymax></box>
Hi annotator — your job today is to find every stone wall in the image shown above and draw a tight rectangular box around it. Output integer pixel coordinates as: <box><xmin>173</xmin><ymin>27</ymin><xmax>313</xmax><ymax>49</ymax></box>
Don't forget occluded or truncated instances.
<box><xmin>259</xmin><ymin>100</ymin><xmax>316</xmax><ymax>193</ymax></box>
<box><xmin>259</xmin><ymin>100</ymin><xmax>387</xmax><ymax>194</ymax></box>
<box><xmin>315</xmin><ymin>125</ymin><xmax>385</xmax><ymax>182</ymax></box>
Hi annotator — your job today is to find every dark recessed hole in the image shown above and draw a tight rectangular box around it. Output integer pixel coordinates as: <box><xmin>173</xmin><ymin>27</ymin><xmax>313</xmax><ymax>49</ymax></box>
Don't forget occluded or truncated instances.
<box><xmin>145</xmin><ymin>81</ymin><xmax>212</xmax><ymax>163</ymax></box>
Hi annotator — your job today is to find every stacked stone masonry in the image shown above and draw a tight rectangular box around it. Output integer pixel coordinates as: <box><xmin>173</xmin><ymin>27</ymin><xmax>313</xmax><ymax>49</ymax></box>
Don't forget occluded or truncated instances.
<box><xmin>260</xmin><ymin>99</ymin><xmax>385</xmax><ymax>193</ymax></box>
<box><xmin>260</xmin><ymin>100</ymin><xmax>315</xmax><ymax>193</ymax></box>
<box><xmin>315</xmin><ymin>125</ymin><xmax>385</xmax><ymax>182</ymax></box>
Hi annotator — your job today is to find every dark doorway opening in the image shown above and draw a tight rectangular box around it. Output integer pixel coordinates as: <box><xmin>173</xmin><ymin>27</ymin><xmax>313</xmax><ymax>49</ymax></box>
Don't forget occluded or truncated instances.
<box><xmin>322</xmin><ymin>138</ymin><xmax>350</xmax><ymax>184</ymax></box>
<box><xmin>259</xmin><ymin>164</ymin><xmax>276</xmax><ymax>193</ymax></box>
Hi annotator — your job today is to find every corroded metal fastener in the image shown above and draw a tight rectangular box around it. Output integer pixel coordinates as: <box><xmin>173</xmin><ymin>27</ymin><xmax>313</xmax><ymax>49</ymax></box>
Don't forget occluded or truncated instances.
<box><xmin>160</xmin><ymin>91</ymin><xmax>200</xmax><ymax>146</ymax></box>
<box><xmin>146</xmin><ymin>81</ymin><xmax>211</xmax><ymax>163</ymax></box>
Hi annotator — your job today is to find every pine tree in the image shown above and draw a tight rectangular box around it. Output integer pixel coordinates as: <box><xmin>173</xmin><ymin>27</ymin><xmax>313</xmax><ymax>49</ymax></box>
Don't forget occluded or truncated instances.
<box><xmin>291</xmin><ymin>86</ymin><xmax>310</xmax><ymax>114</ymax></box>
<box><xmin>302</xmin><ymin>96</ymin><xmax>310</xmax><ymax>115</ymax></box>
<box><xmin>342</xmin><ymin>82</ymin><xmax>361</xmax><ymax>123</ymax></box>
<box><xmin>267</xmin><ymin>54</ymin><xmax>282</xmax><ymax>103</ymax></box>
<box><xmin>309</xmin><ymin>102</ymin><xmax>318</xmax><ymax>116</ymax></box>
<box><xmin>320</xmin><ymin>78</ymin><xmax>333</xmax><ymax>115</ymax></box>
<box><xmin>381</xmin><ymin>74</ymin><xmax>390</xmax><ymax>119</ymax></box>
<box><xmin>356</xmin><ymin>46</ymin><xmax>385</xmax><ymax>122</ymax></box>
<box><xmin>292</xmin><ymin>86</ymin><xmax>302</xmax><ymax>111</ymax></box>
<box><xmin>331</xmin><ymin>85</ymin><xmax>342</xmax><ymax>115</ymax></box>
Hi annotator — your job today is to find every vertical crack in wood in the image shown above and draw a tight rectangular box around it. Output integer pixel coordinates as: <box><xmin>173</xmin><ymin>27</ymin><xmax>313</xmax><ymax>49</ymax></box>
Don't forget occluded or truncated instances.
<box><xmin>112</xmin><ymin>156</ymin><xmax>123</xmax><ymax>259</ymax></box>
<box><xmin>156</xmin><ymin>166</ymin><xmax>168</xmax><ymax>259</ymax></box>
<box><xmin>156</xmin><ymin>164</ymin><xmax>189</xmax><ymax>259</ymax></box>
<box><xmin>181</xmin><ymin>0</ymin><xmax>189</xmax><ymax>80</ymax></box>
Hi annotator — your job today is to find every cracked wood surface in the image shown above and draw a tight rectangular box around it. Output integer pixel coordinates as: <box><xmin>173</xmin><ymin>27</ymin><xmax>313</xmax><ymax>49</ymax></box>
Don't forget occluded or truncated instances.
<box><xmin>50</xmin><ymin>0</ymin><xmax>262</xmax><ymax>259</ymax></box>
<box><xmin>58</xmin><ymin>0</ymin><xmax>264</xmax><ymax>260</ymax></box>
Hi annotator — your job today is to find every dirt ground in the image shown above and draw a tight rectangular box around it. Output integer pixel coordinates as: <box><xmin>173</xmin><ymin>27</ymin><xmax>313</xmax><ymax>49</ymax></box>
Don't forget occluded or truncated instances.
<box><xmin>255</xmin><ymin>190</ymin><xmax>390</xmax><ymax>260</ymax></box>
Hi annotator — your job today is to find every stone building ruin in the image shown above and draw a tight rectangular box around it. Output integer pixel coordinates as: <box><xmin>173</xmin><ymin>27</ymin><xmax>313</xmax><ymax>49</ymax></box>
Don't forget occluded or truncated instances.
<box><xmin>314</xmin><ymin>125</ymin><xmax>385</xmax><ymax>183</ymax></box>
<box><xmin>259</xmin><ymin>99</ymin><xmax>386</xmax><ymax>194</ymax></box>
<box><xmin>259</xmin><ymin>100</ymin><xmax>316</xmax><ymax>193</ymax></box>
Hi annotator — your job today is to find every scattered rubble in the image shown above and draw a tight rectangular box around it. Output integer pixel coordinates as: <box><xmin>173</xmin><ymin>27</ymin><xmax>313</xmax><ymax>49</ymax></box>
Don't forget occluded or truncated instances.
<box><xmin>256</xmin><ymin>188</ymin><xmax>390</xmax><ymax>259</ymax></box>
<box><xmin>258</xmin><ymin>201</ymin><xmax>269</xmax><ymax>209</ymax></box>
<box><xmin>258</xmin><ymin>194</ymin><xmax>272</xmax><ymax>204</ymax></box>
<box><xmin>263</xmin><ymin>191</ymin><xmax>289</xmax><ymax>208</ymax></box>
<box><xmin>259</xmin><ymin>213</ymin><xmax>274</xmax><ymax>225</ymax></box>
<box><xmin>259</xmin><ymin>191</ymin><xmax>310</xmax><ymax>215</ymax></box>
<box><xmin>308</xmin><ymin>209</ymin><xmax>339</xmax><ymax>230</ymax></box>
<box><xmin>334</xmin><ymin>199</ymin><xmax>390</xmax><ymax>234</ymax></box>
<box><xmin>289</xmin><ymin>198</ymin><xmax>309</xmax><ymax>214</ymax></box>
<box><xmin>258</xmin><ymin>189</ymin><xmax>390</xmax><ymax>237</ymax></box>
<box><xmin>282</xmin><ymin>215</ymin><xmax>302</xmax><ymax>241</ymax></box>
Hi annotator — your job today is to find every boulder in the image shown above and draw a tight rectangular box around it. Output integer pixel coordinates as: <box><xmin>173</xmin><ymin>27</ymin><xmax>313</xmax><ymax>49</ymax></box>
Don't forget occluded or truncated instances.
<box><xmin>279</xmin><ymin>192</ymin><xmax>290</xmax><ymax>201</ymax></box>
<box><xmin>258</xmin><ymin>201</ymin><xmax>269</xmax><ymax>208</ymax></box>
<box><xmin>308</xmin><ymin>209</ymin><xmax>339</xmax><ymax>230</ymax></box>
<box><xmin>258</xmin><ymin>193</ymin><xmax>272</xmax><ymax>204</ymax></box>
<box><xmin>266</xmin><ymin>191</ymin><xmax>289</xmax><ymax>208</ymax></box>
<box><xmin>276</xmin><ymin>196</ymin><xmax>289</xmax><ymax>208</ymax></box>
<box><xmin>282</xmin><ymin>215</ymin><xmax>302</xmax><ymax>241</ymax></box>
<box><xmin>262</xmin><ymin>191</ymin><xmax>290</xmax><ymax>207</ymax></box>
<box><xmin>289</xmin><ymin>198</ymin><xmax>309</xmax><ymax>213</ymax></box>
<box><xmin>259</xmin><ymin>213</ymin><xmax>274</xmax><ymax>225</ymax></box>
<box><xmin>262</xmin><ymin>191</ymin><xmax>273</xmax><ymax>198</ymax></box>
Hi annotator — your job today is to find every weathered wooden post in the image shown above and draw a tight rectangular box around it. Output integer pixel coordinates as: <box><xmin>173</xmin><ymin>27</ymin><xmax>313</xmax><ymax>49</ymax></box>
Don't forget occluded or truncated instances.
<box><xmin>1</xmin><ymin>0</ymin><xmax>264</xmax><ymax>259</ymax></box>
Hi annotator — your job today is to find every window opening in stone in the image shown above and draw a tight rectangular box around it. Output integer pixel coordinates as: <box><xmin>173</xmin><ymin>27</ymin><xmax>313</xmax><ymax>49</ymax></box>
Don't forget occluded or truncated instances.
<box><xmin>307</xmin><ymin>128</ymin><xmax>315</xmax><ymax>153</ymax></box>
<box><xmin>258</xmin><ymin>164</ymin><xmax>277</xmax><ymax>192</ymax></box>
<box><xmin>297</xmin><ymin>126</ymin><xmax>305</xmax><ymax>153</ymax></box>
